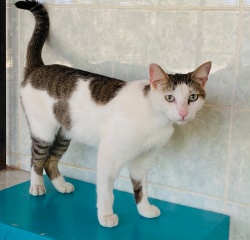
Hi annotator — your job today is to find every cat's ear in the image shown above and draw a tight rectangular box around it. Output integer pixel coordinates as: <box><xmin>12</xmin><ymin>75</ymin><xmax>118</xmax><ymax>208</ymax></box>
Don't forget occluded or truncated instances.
<box><xmin>149</xmin><ymin>63</ymin><xmax>169</xmax><ymax>89</ymax></box>
<box><xmin>191</xmin><ymin>61</ymin><xmax>212</xmax><ymax>89</ymax></box>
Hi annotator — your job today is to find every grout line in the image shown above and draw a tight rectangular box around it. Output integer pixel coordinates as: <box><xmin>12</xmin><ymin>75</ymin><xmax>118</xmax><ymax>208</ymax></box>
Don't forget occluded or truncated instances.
<box><xmin>225</xmin><ymin>200</ymin><xmax>250</xmax><ymax>209</ymax></box>
<box><xmin>17</xmin><ymin>4</ymin><xmax>22</xmax><ymax>170</ymax></box>
<box><xmin>223</xmin><ymin>108</ymin><xmax>234</xmax><ymax>213</ymax></box>
<box><xmin>40</xmin><ymin>4</ymin><xmax>250</xmax><ymax>11</ymax></box>
<box><xmin>204</xmin><ymin>103</ymin><xmax>250</xmax><ymax>112</ymax></box>
<box><xmin>148</xmin><ymin>180</ymin><xmax>225</xmax><ymax>202</ymax></box>
<box><xmin>6</xmin><ymin>151</ymin><xmax>27</xmax><ymax>157</ymax></box>
<box><xmin>59</xmin><ymin>162</ymin><xmax>96</xmax><ymax>173</ymax></box>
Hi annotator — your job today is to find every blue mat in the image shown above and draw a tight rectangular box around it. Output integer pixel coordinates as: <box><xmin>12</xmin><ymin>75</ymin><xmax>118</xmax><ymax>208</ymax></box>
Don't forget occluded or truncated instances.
<box><xmin>0</xmin><ymin>176</ymin><xmax>229</xmax><ymax>240</ymax></box>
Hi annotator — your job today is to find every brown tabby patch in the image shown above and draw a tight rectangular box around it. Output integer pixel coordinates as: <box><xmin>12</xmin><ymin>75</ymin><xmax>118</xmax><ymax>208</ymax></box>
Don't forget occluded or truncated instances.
<box><xmin>44</xmin><ymin>156</ymin><xmax>61</xmax><ymax>180</ymax></box>
<box><xmin>23</xmin><ymin>65</ymin><xmax>79</xmax><ymax>99</ymax></box>
<box><xmin>44</xmin><ymin>128</ymin><xmax>71</xmax><ymax>180</ymax></box>
<box><xmin>24</xmin><ymin>64</ymin><xmax>127</xmax><ymax>105</ymax></box>
<box><xmin>53</xmin><ymin>100</ymin><xmax>71</xmax><ymax>130</ymax></box>
<box><xmin>131</xmin><ymin>179</ymin><xmax>143</xmax><ymax>204</ymax></box>
<box><xmin>143</xmin><ymin>84</ymin><xmax>151</xmax><ymax>96</ymax></box>
<box><xmin>161</xmin><ymin>72</ymin><xmax>206</xmax><ymax>99</ymax></box>
<box><xmin>89</xmin><ymin>77</ymin><xmax>127</xmax><ymax>104</ymax></box>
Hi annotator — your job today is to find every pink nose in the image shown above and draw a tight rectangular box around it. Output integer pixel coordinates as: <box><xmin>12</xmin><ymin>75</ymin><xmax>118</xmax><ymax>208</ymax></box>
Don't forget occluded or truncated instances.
<box><xmin>179</xmin><ymin>110</ymin><xmax>188</xmax><ymax>119</ymax></box>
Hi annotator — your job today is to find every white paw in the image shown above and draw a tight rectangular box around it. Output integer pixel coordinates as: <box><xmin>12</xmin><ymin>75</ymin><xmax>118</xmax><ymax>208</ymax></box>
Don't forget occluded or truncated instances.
<box><xmin>98</xmin><ymin>213</ymin><xmax>119</xmax><ymax>228</ymax></box>
<box><xmin>29</xmin><ymin>185</ymin><xmax>46</xmax><ymax>196</ymax></box>
<box><xmin>55</xmin><ymin>182</ymin><xmax>75</xmax><ymax>193</ymax></box>
<box><xmin>52</xmin><ymin>175</ymin><xmax>74</xmax><ymax>193</ymax></box>
<box><xmin>138</xmin><ymin>203</ymin><xmax>161</xmax><ymax>218</ymax></box>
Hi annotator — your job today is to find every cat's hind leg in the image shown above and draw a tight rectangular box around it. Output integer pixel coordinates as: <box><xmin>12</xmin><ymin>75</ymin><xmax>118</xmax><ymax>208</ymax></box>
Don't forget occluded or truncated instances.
<box><xmin>128</xmin><ymin>151</ymin><xmax>161</xmax><ymax>218</ymax></box>
<box><xmin>30</xmin><ymin>136</ymin><xmax>51</xmax><ymax>196</ymax></box>
<box><xmin>44</xmin><ymin>128</ymin><xmax>74</xmax><ymax>194</ymax></box>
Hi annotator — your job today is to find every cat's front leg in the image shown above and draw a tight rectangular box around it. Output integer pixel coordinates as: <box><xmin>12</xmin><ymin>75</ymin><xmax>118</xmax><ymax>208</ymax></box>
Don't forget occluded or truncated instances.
<box><xmin>96</xmin><ymin>148</ymin><xmax>124</xmax><ymax>228</ymax></box>
<box><xmin>131</xmin><ymin>175</ymin><xmax>160</xmax><ymax>218</ymax></box>
<box><xmin>128</xmin><ymin>153</ymin><xmax>160</xmax><ymax>218</ymax></box>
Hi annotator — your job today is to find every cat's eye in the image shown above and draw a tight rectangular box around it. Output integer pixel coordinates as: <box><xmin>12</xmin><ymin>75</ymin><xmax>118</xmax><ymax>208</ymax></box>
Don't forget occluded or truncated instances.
<box><xmin>188</xmin><ymin>94</ymin><xmax>199</xmax><ymax>102</ymax></box>
<box><xmin>165</xmin><ymin>95</ymin><xmax>175</xmax><ymax>102</ymax></box>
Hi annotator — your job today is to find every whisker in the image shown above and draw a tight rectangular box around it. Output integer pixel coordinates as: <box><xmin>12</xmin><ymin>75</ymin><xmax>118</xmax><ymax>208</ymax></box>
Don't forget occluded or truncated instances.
<box><xmin>195</xmin><ymin>117</ymin><xmax>207</xmax><ymax>126</ymax></box>
<box><xmin>192</xmin><ymin>118</ymin><xmax>203</xmax><ymax>132</ymax></box>
<box><xmin>196</xmin><ymin>110</ymin><xmax>205</xmax><ymax>117</ymax></box>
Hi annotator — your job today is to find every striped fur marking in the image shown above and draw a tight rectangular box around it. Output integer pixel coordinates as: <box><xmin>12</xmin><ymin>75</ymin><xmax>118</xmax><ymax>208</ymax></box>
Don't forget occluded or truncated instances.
<box><xmin>31</xmin><ymin>136</ymin><xmax>51</xmax><ymax>176</ymax></box>
<box><xmin>131</xmin><ymin>179</ymin><xmax>143</xmax><ymax>204</ymax></box>
<box><xmin>44</xmin><ymin>128</ymin><xmax>71</xmax><ymax>180</ymax></box>
<box><xmin>89</xmin><ymin>76</ymin><xmax>127</xmax><ymax>104</ymax></box>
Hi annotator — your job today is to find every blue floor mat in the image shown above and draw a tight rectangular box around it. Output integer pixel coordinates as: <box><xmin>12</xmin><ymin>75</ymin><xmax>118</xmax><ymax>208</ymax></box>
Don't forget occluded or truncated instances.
<box><xmin>0</xmin><ymin>176</ymin><xmax>230</xmax><ymax>240</ymax></box>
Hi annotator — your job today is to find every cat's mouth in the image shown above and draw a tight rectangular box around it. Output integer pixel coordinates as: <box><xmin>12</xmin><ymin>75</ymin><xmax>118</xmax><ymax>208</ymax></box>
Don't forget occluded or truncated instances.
<box><xmin>174</xmin><ymin>116</ymin><xmax>194</xmax><ymax>125</ymax></box>
<box><xmin>175</xmin><ymin>120</ymin><xmax>188</xmax><ymax>125</ymax></box>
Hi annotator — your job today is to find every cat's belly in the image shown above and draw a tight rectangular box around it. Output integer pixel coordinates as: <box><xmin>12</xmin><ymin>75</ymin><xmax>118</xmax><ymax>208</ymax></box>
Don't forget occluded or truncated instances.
<box><xmin>66</xmin><ymin>121</ymin><xmax>103</xmax><ymax>147</ymax></box>
<box><xmin>66</xmin><ymin>81</ymin><xmax>115</xmax><ymax>146</ymax></box>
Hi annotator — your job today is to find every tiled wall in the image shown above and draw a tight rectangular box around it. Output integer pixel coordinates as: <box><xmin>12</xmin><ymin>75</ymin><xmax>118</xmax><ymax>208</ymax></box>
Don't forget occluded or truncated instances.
<box><xmin>6</xmin><ymin>0</ymin><xmax>250</xmax><ymax>239</ymax></box>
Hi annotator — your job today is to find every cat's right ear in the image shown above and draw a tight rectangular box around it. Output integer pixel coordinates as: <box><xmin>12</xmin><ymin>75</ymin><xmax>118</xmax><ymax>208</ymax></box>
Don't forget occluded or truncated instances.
<box><xmin>149</xmin><ymin>63</ymin><xmax>169</xmax><ymax>90</ymax></box>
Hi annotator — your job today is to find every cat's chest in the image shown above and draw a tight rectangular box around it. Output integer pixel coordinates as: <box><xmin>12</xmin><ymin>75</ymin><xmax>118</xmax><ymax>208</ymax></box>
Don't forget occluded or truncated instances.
<box><xmin>140</xmin><ymin>123</ymin><xmax>174</xmax><ymax>152</ymax></box>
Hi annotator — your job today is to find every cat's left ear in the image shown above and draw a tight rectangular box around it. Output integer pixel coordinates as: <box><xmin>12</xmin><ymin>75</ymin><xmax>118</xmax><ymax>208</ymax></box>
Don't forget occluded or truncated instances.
<box><xmin>149</xmin><ymin>63</ymin><xmax>169</xmax><ymax>90</ymax></box>
<box><xmin>191</xmin><ymin>61</ymin><xmax>212</xmax><ymax>89</ymax></box>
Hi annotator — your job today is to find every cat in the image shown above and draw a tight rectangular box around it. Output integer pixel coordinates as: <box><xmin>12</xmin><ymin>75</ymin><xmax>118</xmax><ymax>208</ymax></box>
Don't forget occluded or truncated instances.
<box><xmin>15</xmin><ymin>0</ymin><xmax>211</xmax><ymax>228</ymax></box>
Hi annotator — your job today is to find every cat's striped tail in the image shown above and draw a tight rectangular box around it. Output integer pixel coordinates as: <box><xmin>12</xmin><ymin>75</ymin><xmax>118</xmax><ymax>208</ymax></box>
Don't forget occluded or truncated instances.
<box><xmin>15</xmin><ymin>0</ymin><xmax>49</xmax><ymax>77</ymax></box>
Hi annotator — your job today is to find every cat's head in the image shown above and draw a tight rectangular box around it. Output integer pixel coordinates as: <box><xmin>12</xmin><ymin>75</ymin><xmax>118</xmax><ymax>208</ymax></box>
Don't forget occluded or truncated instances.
<box><xmin>149</xmin><ymin>62</ymin><xmax>212</xmax><ymax>125</ymax></box>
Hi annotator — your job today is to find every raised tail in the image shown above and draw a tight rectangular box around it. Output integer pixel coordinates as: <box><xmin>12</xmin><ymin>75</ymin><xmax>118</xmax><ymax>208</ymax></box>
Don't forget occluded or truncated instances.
<box><xmin>15</xmin><ymin>0</ymin><xmax>49</xmax><ymax>77</ymax></box>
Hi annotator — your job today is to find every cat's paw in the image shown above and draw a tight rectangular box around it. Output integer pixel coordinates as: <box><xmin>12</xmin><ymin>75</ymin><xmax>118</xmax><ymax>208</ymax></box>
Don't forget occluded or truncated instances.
<box><xmin>98</xmin><ymin>213</ymin><xmax>119</xmax><ymax>228</ymax></box>
<box><xmin>55</xmin><ymin>182</ymin><xmax>75</xmax><ymax>193</ymax></box>
<box><xmin>52</xmin><ymin>175</ymin><xmax>74</xmax><ymax>193</ymax></box>
<box><xmin>29</xmin><ymin>185</ymin><xmax>46</xmax><ymax>196</ymax></box>
<box><xmin>137</xmin><ymin>203</ymin><xmax>161</xmax><ymax>218</ymax></box>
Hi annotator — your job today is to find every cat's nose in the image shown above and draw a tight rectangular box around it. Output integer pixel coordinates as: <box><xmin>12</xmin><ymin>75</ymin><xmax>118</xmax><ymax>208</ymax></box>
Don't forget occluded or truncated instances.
<box><xmin>179</xmin><ymin>110</ymin><xmax>188</xmax><ymax>119</ymax></box>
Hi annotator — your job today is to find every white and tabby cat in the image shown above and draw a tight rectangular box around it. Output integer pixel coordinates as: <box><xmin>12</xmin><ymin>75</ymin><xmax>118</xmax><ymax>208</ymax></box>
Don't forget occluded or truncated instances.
<box><xmin>15</xmin><ymin>0</ymin><xmax>211</xmax><ymax>228</ymax></box>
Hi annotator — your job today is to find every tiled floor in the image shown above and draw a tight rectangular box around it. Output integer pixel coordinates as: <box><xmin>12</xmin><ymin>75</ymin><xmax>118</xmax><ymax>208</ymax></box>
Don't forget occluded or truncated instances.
<box><xmin>0</xmin><ymin>168</ymin><xmax>30</xmax><ymax>191</ymax></box>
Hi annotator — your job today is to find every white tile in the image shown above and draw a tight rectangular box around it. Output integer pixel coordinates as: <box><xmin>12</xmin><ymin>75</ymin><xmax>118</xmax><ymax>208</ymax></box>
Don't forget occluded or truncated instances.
<box><xmin>228</xmin><ymin>111</ymin><xmax>250</xmax><ymax>205</ymax></box>
<box><xmin>20</xmin><ymin>156</ymin><xmax>32</xmax><ymax>172</ymax></box>
<box><xmin>234</xmin><ymin>12</ymin><xmax>250</xmax><ymax>109</ymax></box>
<box><xmin>20</xmin><ymin>8</ymin><xmax>114</xmax><ymax>78</ymax></box>
<box><xmin>148</xmin><ymin>183</ymin><xmax>225</xmax><ymax>213</ymax></box>
<box><xmin>6</xmin><ymin>154</ymin><xmax>20</xmax><ymax>169</ymax></box>
<box><xmin>6</xmin><ymin>82</ymin><xmax>19</xmax><ymax>153</ymax></box>
<box><xmin>6</xmin><ymin>5</ymin><xmax>19</xmax><ymax>83</ymax></box>
<box><xmin>203</xmin><ymin>0</ymin><xmax>239</xmax><ymax>6</ymax></box>
<box><xmin>62</xmin><ymin>142</ymin><xmax>97</xmax><ymax>170</ymax></box>
<box><xmin>59</xmin><ymin>164</ymin><xmax>97</xmax><ymax>184</ymax></box>
<box><xmin>226</xmin><ymin>202</ymin><xmax>250</xmax><ymax>240</ymax></box>
<box><xmin>115</xmin><ymin>10</ymin><xmax>198</xmax><ymax>74</ymax></box>
<box><xmin>244</xmin><ymin>0</ymin><xmax>250</xmax><ymax>6</ymax></box>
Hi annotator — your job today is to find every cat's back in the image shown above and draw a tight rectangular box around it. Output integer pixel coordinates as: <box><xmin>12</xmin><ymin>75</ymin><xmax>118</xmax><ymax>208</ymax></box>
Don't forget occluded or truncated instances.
<box><xmin>22</xmin><ymin>64</ymin><xmax>104</xmax><ymax>99</ymax></box>
<box><xmin>22</xmin><ymin>64</ymin><xmax>128</xmax><ymax>100</ymax></box>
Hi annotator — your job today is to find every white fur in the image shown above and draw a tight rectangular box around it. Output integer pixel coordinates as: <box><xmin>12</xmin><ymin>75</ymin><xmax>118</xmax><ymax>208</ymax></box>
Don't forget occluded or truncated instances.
<box><xmin>21</xmin><ymin>83</ymin><xmax>59</xmax><ymax>142</ymax></box>
<box><xmin>29</xmin><ymin>166</ymin><xmax>46</xmax><ymax>196</ymax></box>
<box><xmin>52</xmin><ymin>175</ymin><xmax>74</xmax><ymax>193</ymax></box>
<box><xmin>21</xmin><ymin>76</ymin><xmax>205</xmax><ymax>227</ymax></box>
